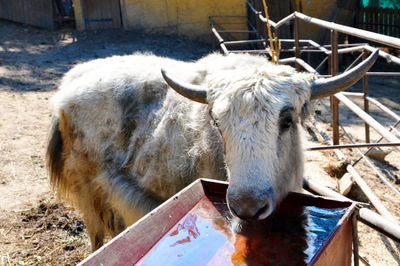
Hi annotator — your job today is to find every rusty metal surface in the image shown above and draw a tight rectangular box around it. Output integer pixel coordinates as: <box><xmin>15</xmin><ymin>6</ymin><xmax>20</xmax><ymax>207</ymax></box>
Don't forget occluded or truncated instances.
<box><xmin>311</xmin><ymin>214</ymin><xmax>353</xmax><ymax>265</ymax></box>
<box><xmin>330</xmin><ymin>30</ymin><xmax>340</xmax><ymax>145</ymax></box>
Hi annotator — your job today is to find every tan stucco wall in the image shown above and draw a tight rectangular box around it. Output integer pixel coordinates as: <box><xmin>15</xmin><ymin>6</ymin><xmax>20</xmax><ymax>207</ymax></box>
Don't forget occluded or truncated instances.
<box><xmin>120</xmin><ymin>0</ymin><xmax>247</xmax><ymax>42</ymax></box>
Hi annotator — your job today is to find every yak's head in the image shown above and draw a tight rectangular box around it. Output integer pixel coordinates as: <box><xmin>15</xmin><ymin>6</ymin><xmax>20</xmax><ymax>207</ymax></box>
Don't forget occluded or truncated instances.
<box><xmin>162</xmin><ymin>50</ymin><xmax>378</xmax><ymax>220</ymax></box>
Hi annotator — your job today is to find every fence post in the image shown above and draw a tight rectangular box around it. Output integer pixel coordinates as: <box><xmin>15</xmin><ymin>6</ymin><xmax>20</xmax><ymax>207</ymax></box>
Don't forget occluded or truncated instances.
<box><xmin>363</xmin><ymin>51</ymin><xmax>370</xmax><ymax>143</ymax></box>
<box><xmin>330</xmin><ymin>30</ymin><xmax>339</xmax><ymax>145</ymax></box>
<box><xmin>294</xmin><ymin>16</ymin><xmax>300</xmax><ymax>71</ymax></box>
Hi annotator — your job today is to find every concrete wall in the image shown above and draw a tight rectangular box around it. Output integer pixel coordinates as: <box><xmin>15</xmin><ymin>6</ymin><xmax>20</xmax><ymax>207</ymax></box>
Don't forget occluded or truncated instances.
<box><xmin>119</xmin><ymin>0</ymin><xmax>247</xmax><ymax>42</ymax></box>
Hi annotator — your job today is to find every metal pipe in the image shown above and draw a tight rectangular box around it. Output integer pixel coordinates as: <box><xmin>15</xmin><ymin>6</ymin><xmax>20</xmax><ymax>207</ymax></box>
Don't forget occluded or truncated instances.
<box><xmin>274</xmin><ymin>13</ymin><xmax>295</xmax><ymax>29</ymax></box>
<box><xmin>229</xmin><ymin>49</ymin><xmax>270</xmax><ymax>54</ymax></box>
<box><xmin>337</xmin><ymin>116</ymin><xmax>400</xmax><ymax>196</ymax></box>
<box><xmin>211</xmin><ymin>27</ymin><xmax>224</xmax><ymax>44</ymax></box>
<box><xmin>294</xmin><ymin>17</ymin><xmax>300</xmax><ymax>71</ymax></box>
<box><xmin>358</xmin><ymin>208</ymin><xmax>400</xmax><ymax>242</ymax></box>
<box><xmin>346</xmin><ymin>166</ymin><xmax>396</xmax><ymax>221</ymax></box>
<box><xmin>367</xmin><ymin>98</ymin><xmax>400</xmax><ymax>122</ymax></box>
<box><xmin>344</xmin><ymin>52</ymin><xmax>364</xmax><ymax>73</ymax></box>
<box><xmin>295</xmin><ymin>58</ymin><xmax>319</xmax><ymax>74</ymax></box>
<box><xmin>352</xmin><ymin>211</ymin><xmax>360</xmax><ymax>266</ymax></box>
<box><xmin>279</xmin><ymin>57</ymin><xmax>296</xmax><ymax>64</ymax></box>
<box><xmin>245</xmin><ymin>1</ymin><xmax>277</xmax><ymax>27</ymax></box>
<box><xmin>316</xmin><ymin>72</ymin><xmax>400</xmax><ymax>78</ymax></box>
<box><xmin>215</xmin><ymin>29</ymin><xmax>257</xmax><ymax>33</ymax></box>
<box><xmin>303</xmin><ymin>177</ymin><xmax>351</xmax><ymax>201</ymax></box>
<box><xmin>307</xmin><ymin>39</ymin><xmax>329</xmax><ymax>53</ymax></box>
<box><xmin>353</xmin><ymin>118</ymin><xmax>400</xmax><ymax>166</ymax></box>
<box><xmin>324</xmin><ymin>43</ymin><xmax>369</xmax><ymax>48</ymax></box>
<box><xmin>315</xmin><ymin>56</ymin><xmax>329</xmax><ymax>72</ymax></box>
<box><xmin>307</xmin><ymin>142</ymin><xmax>400</xmax><ymax>151</ymax></box>
<box><xmin>366</xmin><ymin>72</ymin><xmax>400</xmax><ymax>76</ymax></box>
<box><xmin>341</xmin><ymin>93</ymin><xmax>400</xmax><ymax>123</ymax></box>
<box><xmin>310</xmin><ymin>116</ymin><xmax>395</xmax><ymax>220</ymax></box>
<box><xmin>294</xmin><ymin>12</ymin><xmax>400</xmax><ymax>49</ymax></box>
<box><xmin>326</xmin><ymin>45</ymin><xmax>365</xmax><ymax>55</ymax></box>
<box><xmin>220</xmin><ymin>43</ymin><xmax>229</xmax><ymax>55</ymax></box>
<box><xmin>341</xmin><ymin>92</ymin><xmax>364</xmax><ymax>97</ymax></box>
<box><xmin>345</xmin><ymin>96</ymin><xmax>400</xmax><ymax>125</ymax></box>
<box><xmin>364</xmin><ymin>45</ymin><xmax>400</xmax><ymax>65</ymax></box>
<box><xmin>334</xmin><ymin>93</ymin><xmax>400</xmax><ymax>145</ymax></box>
<box><xmin>363</xmin><ymin>53</ymin><xmax>370</xmax><ymax>143</ymax></box>
<box><xmin>318</xmin><ymin>98</ymin><xmax>400</xmax><ymax>196</ymax></box>
<box><xmin>223</xmin><ymin>39</ymin><xmax>266</xmax><ymax>45</ymax></box>
<box><xmin>390</xmin><ymin>126</ymin><xmax>400</xmax><ymax>137</ymax></box>
<box><xmin>331</xmin><ymin>30</ymin><xmax>340</xmax><ymax>145</ymax></box>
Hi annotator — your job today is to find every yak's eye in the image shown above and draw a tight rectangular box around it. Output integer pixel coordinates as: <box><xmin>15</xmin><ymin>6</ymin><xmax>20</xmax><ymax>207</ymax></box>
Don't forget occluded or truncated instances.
<box><xmin>279</xmin><ymin>106</ymin><xmax>294</xmax><ymax>133</ymax></box>
<box><xmin>280</xmin><ymin>116</ymin><xmax>293</xmax><ymax>130</ymax></box>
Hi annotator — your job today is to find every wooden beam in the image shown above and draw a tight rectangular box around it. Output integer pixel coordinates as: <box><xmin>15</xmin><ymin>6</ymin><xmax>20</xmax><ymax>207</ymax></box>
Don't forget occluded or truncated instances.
<box><xmin>73</xmin><ymin>0</ymin><xmax>85</xmax><ymax>30</ymax></box>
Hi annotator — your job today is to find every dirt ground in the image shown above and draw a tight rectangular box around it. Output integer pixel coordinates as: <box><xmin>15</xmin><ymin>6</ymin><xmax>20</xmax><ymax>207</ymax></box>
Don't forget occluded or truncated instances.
<box><xmin>0</xmin><ymin>19</ymin><xmax>399</xmax><ymax>265</ymax></box>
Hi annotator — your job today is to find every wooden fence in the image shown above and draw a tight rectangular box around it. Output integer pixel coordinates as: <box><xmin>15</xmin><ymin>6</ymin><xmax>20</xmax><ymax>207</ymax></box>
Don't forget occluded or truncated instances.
<box><xmin>0</xmin><ymin>0</ymin><xmax>54</xmax><ymax>29</ymax></box>
<box><xmin>356</xmin><ymin>7</ymin><xmax>400</xmax><ymax>38</ymax></box>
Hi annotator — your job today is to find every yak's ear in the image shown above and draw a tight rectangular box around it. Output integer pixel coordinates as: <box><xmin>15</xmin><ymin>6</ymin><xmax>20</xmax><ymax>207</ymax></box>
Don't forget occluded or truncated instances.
<box><xmin>161</xmin><ymin>69</ymin><xmax>208</xmax><ymax>104</ymax></box>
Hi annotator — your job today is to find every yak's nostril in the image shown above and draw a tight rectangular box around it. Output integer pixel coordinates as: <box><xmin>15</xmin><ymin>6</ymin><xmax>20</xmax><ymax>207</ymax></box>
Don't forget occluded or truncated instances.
<box><xmin>230</xmin><ymin>206</ymin><xmax>252</xmax><ymax>220</ymax></box>
<box><xmin>253</xmin><ymin>203</ymin><xmax>269</xmax><ymax>220</ymax></box>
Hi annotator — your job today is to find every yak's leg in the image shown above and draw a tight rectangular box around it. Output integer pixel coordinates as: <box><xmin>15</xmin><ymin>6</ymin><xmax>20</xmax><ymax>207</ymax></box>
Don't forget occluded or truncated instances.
<box><xmin>56</xmin><ymin>111</ymin><xmax>107</xmax><ymax>250</ymax></box>
<box><xmin>74</xmin><ymin>182</ymin><xmax>126</xmax><ymax>250</ymax></box>
<box><xmin>62</xmin><ymin>167</ymin><xmax>107</xmax><ymax>251</ymax></box>
<box><xmin>81</xmin><ymin>206</ymin><xmax>105</xmax><ymax>251</ymax></box>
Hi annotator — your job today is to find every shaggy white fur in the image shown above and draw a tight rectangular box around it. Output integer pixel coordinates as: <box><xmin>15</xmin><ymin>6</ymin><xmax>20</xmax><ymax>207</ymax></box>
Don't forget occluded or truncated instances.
<box><xmin>48</xmin><ymin>52</ymin><xmax>315</xmax><ymax>250</ymax></box>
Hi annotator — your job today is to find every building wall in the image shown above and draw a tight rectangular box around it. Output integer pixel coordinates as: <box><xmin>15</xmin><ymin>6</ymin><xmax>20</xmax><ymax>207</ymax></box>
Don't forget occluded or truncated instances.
<box><xmin>295</xmin><ymin>0</ymin><xmax>337</xmax><ymax>41</ymax></box>
<box><xmin>120</xmin><ymin>0</ymin><xmax>247</xmax><ymax>42</ymax></box>
<box><xmin>0</xmin><ymin>0</ymin><xmax>54</xmax><ymax>29</ymax></box>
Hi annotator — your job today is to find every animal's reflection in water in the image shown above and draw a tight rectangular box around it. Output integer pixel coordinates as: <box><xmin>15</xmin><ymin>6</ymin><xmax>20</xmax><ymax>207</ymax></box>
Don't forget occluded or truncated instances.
<box><xmin>212</xmin><ymin>198</ymin><xmax>309</xmax><ymax>266</ymax></box>
<box><xmin>136</xmin><ymin>196</ymin><xmax>346</xmax><ymax>266</ymax></box>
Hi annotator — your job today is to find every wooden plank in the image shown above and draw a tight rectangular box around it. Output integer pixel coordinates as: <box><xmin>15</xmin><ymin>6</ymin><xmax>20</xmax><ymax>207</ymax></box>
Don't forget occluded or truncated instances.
<box><xmin>378</xmin><ymin>8</ymin><xmax>382</xmax><ymax>35</ymax></box>
<box><xmin>392</xmin><ymin>9</ymin><xmax>397</xmax><ymax>37</ymax></box>
<box><xmin>119</xmin><ymin>0</ymin><xmax>128</xmax><ymax>29</ymax></box>
<box><xmin>387</xmin><ymin>8</ymin><xmax>391</xmax><ymax>36</ymax></box>
<box><xmin>0</xmin><ymin>0</ymin><xmax>53</xmax><ymax>28</ymax></box>
<box><xmin>396</xmin><ymin>9</ymin><xmax>400</xmax><ymax>37</ymax></box>
<box><xmin>73</xmin><ymin>0</ymin><xmax>85</xmax><ymax>30</ymax></box>
<box><xmin>82</xmin><ymin>0</ymin><xmax>121</xmax><ymax>30</ymax></box>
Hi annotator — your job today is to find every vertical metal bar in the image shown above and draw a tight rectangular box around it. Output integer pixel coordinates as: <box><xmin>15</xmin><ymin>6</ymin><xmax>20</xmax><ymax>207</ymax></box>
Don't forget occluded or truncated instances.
<box><xmin>363</xmin><ymin>52</ymin><xmax>370</xmax><ymax>143</ymax></box>
<box><xmin>294</xmin><ymin>17</ymin><xmax>300</xmax><ymax>71</ymax></box>
<box><xmin>352</xmin><ymin>211</ymin><xmax>360</xmax><ymax>266</ymax></box>
<box><xmin>330</xmin><ymin>30</ymin><xmax>340</xmax><ymax>145</ymax></box>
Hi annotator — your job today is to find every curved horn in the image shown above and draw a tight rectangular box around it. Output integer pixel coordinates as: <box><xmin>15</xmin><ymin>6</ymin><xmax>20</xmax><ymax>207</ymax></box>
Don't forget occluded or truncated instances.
<box><xmin>311</xmin><ymin>49</ymin><xmax>379</xmax><ymax>99</ymax></box>
<box><xmin>161</xmin><ymin>68</ymin><xmax>208</xmax><ymax>104</ymax></box>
